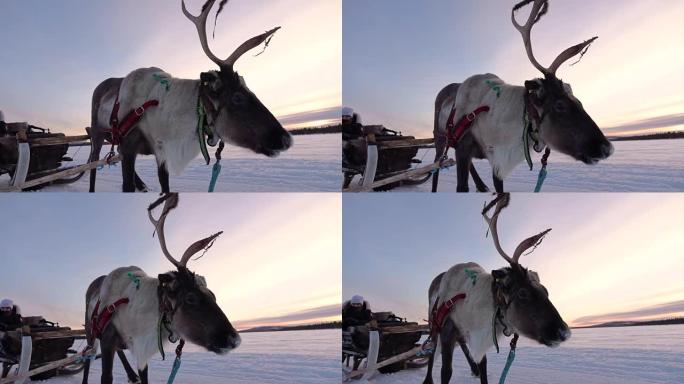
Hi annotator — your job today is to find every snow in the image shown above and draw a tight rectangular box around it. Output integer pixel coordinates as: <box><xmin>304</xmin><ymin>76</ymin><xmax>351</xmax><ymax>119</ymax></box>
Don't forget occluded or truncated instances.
<box><xmin>358</xmin><ymin>325</ymin><xmax>684</xmax><ymax>384</ymax></box>
<box><xmin>32</xmin><ymin>329</ymin><xmax>340</xmax><ymax>383</ymax></box>
<box><xmin>1</xmin><ymin>134</ymin><xmax>341</xmax><ymax>192</ymax></box>
<box><xmin>355</xmin><ymin>139</ymin><xmax>684</xmax><ymax>192</ymax></box>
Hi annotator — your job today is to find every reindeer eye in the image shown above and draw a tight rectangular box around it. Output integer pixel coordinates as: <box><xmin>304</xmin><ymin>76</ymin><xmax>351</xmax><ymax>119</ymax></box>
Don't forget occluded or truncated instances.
<box><xmin>553</xmin><ymin>100</ymin><xmax>568</xmax><ymax>114</ymax></box>
<box><xmin>231</xmin><ymin>92</ymin><xmax>247</xmax><ymax>106</ymax></box>
<box><xmin>185</xmin><ymin>293</ymin><xmax>200</xmax><ymax>306</ymax></box>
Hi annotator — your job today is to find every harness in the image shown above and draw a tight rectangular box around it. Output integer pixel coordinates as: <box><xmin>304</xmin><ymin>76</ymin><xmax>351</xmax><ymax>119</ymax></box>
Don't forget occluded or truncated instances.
<box><xmin>90</xmin><ymin>298</ymin><xmax>130</xmax><ymax>339</ymax></box>
<box><xmin>157</xmin><ymin>280</ymin><xmax>182</xmax><ymax>360</ymax></box>
<box><xmin>522</xmin><ymin>85</ymin><xmax>553</xmax><ymax>192</ymax></box>
<box><xmin>429</xmin><ymin>293</ymin><xmax>466</xmax><ymax>340</ymax></box>
<box><xmin>444</xmin><ymin>105</ymin><xmax>490</xmax><ymax>150</ymax></box>
<box><xmin>491</xmin><ymin>278</ymin><xmax>520</xmax><ymax>384</ymax></box>
<box><xmin>108</xmin><ymin>95</ymin><xmax>159</xmax><ymax>146</ymax></box>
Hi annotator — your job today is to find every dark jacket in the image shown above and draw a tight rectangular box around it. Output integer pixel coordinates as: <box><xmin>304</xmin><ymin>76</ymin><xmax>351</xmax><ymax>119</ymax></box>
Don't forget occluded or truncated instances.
<box><xmin>342</xmin><ymin>300</ymin><xmax>372</xmax><ymax>328</ymax></box>
<box><xmin>0</xmin><ymin>306</ymin><xmax>22</xmax><ymax>331</ymax></box>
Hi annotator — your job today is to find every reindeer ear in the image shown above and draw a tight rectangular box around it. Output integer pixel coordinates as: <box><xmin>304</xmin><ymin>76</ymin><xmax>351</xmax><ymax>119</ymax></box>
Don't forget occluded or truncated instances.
<box><xmin>158</xmin><ymin>273</ymin><xmax>175</xmax><ymax>284</ymax></box>
<box><xmin>492</xmin><ymin>268</ymin><xmax>509</xmax><ymax>281</ymax></box>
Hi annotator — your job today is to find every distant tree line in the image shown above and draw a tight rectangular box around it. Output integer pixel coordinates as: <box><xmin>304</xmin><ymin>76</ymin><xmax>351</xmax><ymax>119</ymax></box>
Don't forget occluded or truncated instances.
<box><xmin>577</xmin><ymin>317</ymin><xmax>684</xmax><ymax>329</ymax></box>
<box><xmin>241</xmin><ymin>321</ymin><xmax>342</xmax><ymax>333</ymax></box>
<box><xmin>608</xmin><ymin>131</ymin><xmax>684</xmax><ymax>141</ymax></box>
<box><xmin>288</xmin><ymin>124</ymin><xmax>341</xmax><ymax>136</ymax></box>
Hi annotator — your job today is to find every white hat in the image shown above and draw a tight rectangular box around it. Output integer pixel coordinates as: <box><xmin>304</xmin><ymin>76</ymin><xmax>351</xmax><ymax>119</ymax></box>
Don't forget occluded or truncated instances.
<box><xmin>342</xmin><ymin>107</ymin><xmax>354</xmax><ymax>118</ymax></box>
<box><xmin>350</xmin><ymin>295</ymin><xmax>364</xmax><ymax>305</ymax></box>
<box><xmin>0</xmin><ymin>299</ymin><xmax>13</xmax><ymax>309</ymax></box>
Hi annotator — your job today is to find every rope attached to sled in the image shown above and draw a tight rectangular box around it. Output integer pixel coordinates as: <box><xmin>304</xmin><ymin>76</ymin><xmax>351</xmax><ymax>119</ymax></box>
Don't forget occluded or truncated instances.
<box><xmin>166</xmin><ymin>339</ymin><xmax>185</xmax><ymax>384</ymax></box>
<box><xmin>208</xmin><ymin>141</ymin><xmax>225</xmax><ymax>193</ymax></box>
<box><xmin>498</xmin><ymin>334</ymin><xmax>519</xmax><ymax>384</ymax></box>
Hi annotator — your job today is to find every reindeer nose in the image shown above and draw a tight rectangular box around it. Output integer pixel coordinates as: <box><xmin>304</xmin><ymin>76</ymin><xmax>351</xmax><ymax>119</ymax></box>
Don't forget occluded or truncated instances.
<box><xmin>282</xmin><ymin>134</ymin><xmax>293</xmax><ymax>150</ymax></box>
<box><xmin>230</xmin><ymin>334</ymin><xmax>242</xmax><ymax>349</ymax></box>
<box><xmin>601</xmin><ymin>142</ymin><xmax>614</xmax><ymax>158</ymax></box>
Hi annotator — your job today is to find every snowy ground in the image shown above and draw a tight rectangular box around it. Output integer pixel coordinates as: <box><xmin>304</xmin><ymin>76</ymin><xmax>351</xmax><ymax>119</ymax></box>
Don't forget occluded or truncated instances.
<box><xmin>350</xmin><ymin>139</ymin><xmax>684</xmax><ymax>192</ymax></box>
<box><xmin>1</xmin><ymin>134</ymin><xmax>340</xmax><ymax>192</ymax></box>
<box><xmin>30</xmin><ymin>329</ymin><xmax>339</xmax><ymax>384</ymax></box>
<box><xmin>359</xmin><ymin>325</ymin><xmax>684</xmax><ymax>384</ymax></box>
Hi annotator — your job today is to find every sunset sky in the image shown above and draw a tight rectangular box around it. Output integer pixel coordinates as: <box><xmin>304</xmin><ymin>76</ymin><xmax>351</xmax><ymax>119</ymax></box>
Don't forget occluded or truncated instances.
<box><xmin>0</xmin><ymin>194</ymin><xmax>341</xmax><ymax>330</ymax></box>
<box><xmin>344</xmin><ymin>0</ymin><xmax>684</xmax><ymax>137</ymax></box>
<box><xmin>0</xmin><ymin>0</ymin><xmax>341</xmax><ymax>134</ymax></box>
<box><xmin>343</xmin><ymin>193</ymin><xmax>684</xmax><ymax>327</ymax></box>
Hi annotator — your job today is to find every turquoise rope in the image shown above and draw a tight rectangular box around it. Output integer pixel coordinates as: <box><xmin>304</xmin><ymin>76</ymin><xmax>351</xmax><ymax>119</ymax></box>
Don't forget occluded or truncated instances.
<box><xmin>498</xmin><ymin>346</ymin><xmax>517</xmax><ymax>384</ymax></box>
<box><xmin>166</xmin><ymin>355</ymin><xmax>182</xmax><ymax>384</ymax></box>
<box><xmin>208</xmin><ymin>161</ymin><xmax>222</xmax><ymax>193</ymax></box>
<box><xmin>534</xmin><ymin>168</ymin><xmax>547</xmax><ymax>193</ymax></box>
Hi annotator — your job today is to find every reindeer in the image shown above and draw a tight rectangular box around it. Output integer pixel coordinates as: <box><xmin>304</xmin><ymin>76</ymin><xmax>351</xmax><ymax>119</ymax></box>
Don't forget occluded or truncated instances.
<box><xmin>432</xmin><ymin>0</ymin><xmax>613</xmax><ymax>193</ymax></box>
<box><xmin>88</xmin><ymin>0</ymin><xmax>292</xmax><ymax>193</ymax></box>
<box><xmin>423</xmin><ymin>193</ymin><xmax>570</xmax><ymax>384</ymax></box>
<box><xmin>83</xmin><ymin>193</ymin><xmax>240</xmax><ymax>384</ymax></box>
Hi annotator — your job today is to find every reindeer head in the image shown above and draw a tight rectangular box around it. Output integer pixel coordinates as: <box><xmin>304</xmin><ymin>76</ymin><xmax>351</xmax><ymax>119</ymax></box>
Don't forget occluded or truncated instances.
<box><xmin>512</xmin><ymin>0</ymin><xmax>613</xmax><ymax>164</ymax></box>
<box><xmin>483</xmin><ymin>193</ymin><xmax>570</xmax><ymax>347</ymax></box>
<box><xmin>149</xmin><ymin>193</ymin><xmax>240</xmax><ymax>354</ymax></box>
<box><xmin>182</xmin><ymin>0</ymin><xmax>292</xmax><ymax>157</ymax></box>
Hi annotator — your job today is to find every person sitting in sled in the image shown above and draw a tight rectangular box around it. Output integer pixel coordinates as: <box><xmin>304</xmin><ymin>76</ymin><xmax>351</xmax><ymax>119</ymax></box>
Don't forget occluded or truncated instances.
<box><xmin>0</xmin><ymin>300</ymin><xmax>21</xmax><ymax>332</ymax></box>
<box><xmin>342</xmin><ymin>294</ymin><xmax>372</xmax><ymax>328</ymax></box>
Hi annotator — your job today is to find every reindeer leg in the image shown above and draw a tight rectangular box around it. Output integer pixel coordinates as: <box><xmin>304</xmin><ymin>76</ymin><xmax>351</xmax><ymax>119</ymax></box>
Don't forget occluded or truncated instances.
<box><xmin>157</xmin><ymin>163</ymin><xmax>170</xmax><ymax>194</ymax></box>
<box><xmin>87</xmin><ymin>127</ymin><xmax>104</xmax><ymax>193</ymax></box>
<box><xmin>134</xmin><ymin>172</ymin><xmax>149</xmax><ymax>193</ymax></box>
<box><xmin>121</xmin><ymin>152</ymin><xmax>138</xmax><ymax>193</ymax></box>
<box><xmin>422</xmin><ymin>345</ymin><xmax>436</xmax><ymax>384</ymax></box>
<box><xmin>469</xmin><ymin>164</ymin><xmax>489</xmax><ymax>192</ymax></box>
<box><xmin>492</xmin><ymin>173</ymin><xmax>504</xmax><ymax>193</ymax></box>
<box><xmin>138</xmin><ymin>366</ymin><xmax>148</xmax><ymax>384</ymax></box>
<box><xmin>116</xmin><ymin>350</ymin><xmax>140</xmax><ymax>383</ymax></box>
<box><xmin>456</xmin><ymin>155</ymin><xmax>470</xmax><ymax>193</ymax></box>
<box><xmin>99</xmin><ymin>344</ymin><xmax>115</xmax><ymax>384</ymax></box>
<box><xmin>458</xmin><ymin>341</ymin><xmax>480</xmax><ymax>377</ymax></box>
<box><xmin>478</xmin><ymin>355</ymin><xmax>488</xmax><ymax>384</ymax></box>
<box><xmin>439</xmin><ymin>319</ymin><xmax>458</xmax><ymax>384</ymax></box>
<box><xmin>432</xmin><ymin>135</ymin><xmax>447</xmax><ymax>193</ymax></box>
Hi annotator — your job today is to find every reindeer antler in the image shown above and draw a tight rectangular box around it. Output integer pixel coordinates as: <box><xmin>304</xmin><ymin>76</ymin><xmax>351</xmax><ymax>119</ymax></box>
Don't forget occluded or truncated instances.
<box><xmin>482</xmin><ymin>193</ymin><xmax>515</xmax><ymax>264</ymax></box>
<box><xmin>482</xmin><ymin>193</ymin><xmax>552</xmax><ymax>265</ymax></box>
<box><xmin>182</xmin><ymin>0</ymin><xmax>280</xmax><ymax>70</ymax></box>
<box><xmin>148</xmin><ymin>193</ymin><xmax>182</xmax><ymax>268</ymax></box>
<box><xmin>148</xmin><ymin>193</ymin><xmax>224</xmax><ymax>269</ymax></box>
<box><xmin>512</xmin><ymin>0</ymin><xmax>597</xmax><ymax>76</ymax></box>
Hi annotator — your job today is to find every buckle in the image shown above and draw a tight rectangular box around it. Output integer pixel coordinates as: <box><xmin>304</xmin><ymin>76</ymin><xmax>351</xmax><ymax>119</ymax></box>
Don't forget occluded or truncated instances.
<box><xmin>135</xmin><ymin>106</ymin><xmax>145</xmax><ymax>116</ymax></box>
<box><xmin>466</xmin><ymin>112</ymin><xmax>476</xmax><ymax>122</ymax></box>
<box><xmin>106</xmin><ymin>304</ymin><xmax>117</xmax><ymax>314</ymax></box>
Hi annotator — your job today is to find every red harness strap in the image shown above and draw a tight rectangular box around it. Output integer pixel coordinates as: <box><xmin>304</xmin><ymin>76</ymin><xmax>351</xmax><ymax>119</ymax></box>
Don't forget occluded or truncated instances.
<box><xmin>107</xmin><ymin>95</ymin><xmax>159</xmax><ymax>145</ymax></box>
<box><xmin>445</xmin><ymin>106</ymin><xmax>490</xmax><ymax>148</ymax></box>
<box><xmin>90</xmin><ymin>298</ymin><xmax>130</xmax><ymax>339</ymax></box>
<box><xmin>430</xmin><ymin>293</ymin><xmax>466</xmax><ymax>338</ymax></box>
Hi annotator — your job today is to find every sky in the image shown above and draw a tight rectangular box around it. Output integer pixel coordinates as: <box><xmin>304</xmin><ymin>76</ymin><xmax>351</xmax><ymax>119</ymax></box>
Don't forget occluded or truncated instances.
<box><xmin>343</xmin><ymin>0</ymin><xmax>684</xmax><ymax>137</ymax></box>
<box><xmin>0</xmin><ymin>0</ymin><xmax>341</xmax><ymax>135</ymax></box>
<box><xmin>0</xmin><ymin>193</ymin><xmax>341</xmax><ymax>330</ymax></box>
<box><xmin>343</xmin><ymin>193</ymin><xmax>684</xmax><ymax>327</ymax></box>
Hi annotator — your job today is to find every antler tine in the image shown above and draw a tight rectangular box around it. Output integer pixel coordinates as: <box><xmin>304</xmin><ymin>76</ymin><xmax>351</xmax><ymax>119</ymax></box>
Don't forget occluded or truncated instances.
<box><xmin>179</xmin><ymin>231</ymin><xmax>224</xmax><ymax>267</ymax></box>
<box><xmin>512</xmin><ymin>228</ymin><xmax>552</xmax><ymax>263</ymax></box>
<box><xmin>547</xmin><ymin>36</ymin><xmax>598</xmax><ymax>75</ymax></box>
<box><xmin>148</xmin><ymin>193</ymin><xmax>181</xmax><ymax>268</ymax></box>
<box><xmin>482</xmin><ymin>193</ymin><xmax>515</xmax><ymax>265</ymax></box>
<box><xmin>182</xmin><ymin>0</ymin><xmax>224</xmax><ymax>68</ymax></box>
<box><xmin>224</xmin><ymin>26</ymin><xmax>281</xmax><ymax>68</ymax></box>
<box><xmin>511</xmin><ymin>0</ymin><xmax>550</xmax><ymax>75</ymax></box>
